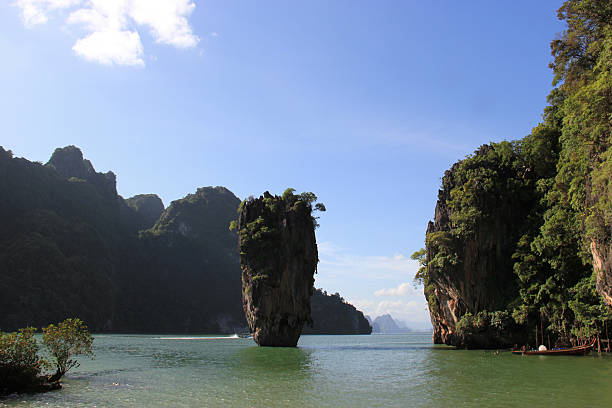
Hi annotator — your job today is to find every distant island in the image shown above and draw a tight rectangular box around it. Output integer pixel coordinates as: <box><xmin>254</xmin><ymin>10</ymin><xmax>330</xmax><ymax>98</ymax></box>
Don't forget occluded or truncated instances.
<box><xmin>365</xmin><ymin>314</ymin><xmax>414</xmax><ymax>334</ymax></box>
<box><xmin>0</xmin><ymin>145</ymin><xmax>370</xmax><ymax>335</ymax></box>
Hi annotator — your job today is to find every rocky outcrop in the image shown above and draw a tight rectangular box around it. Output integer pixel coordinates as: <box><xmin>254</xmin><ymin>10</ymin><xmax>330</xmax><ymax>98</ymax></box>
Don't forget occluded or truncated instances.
<box><xmin>125</xmin><ymin>194</ymin><xmax>164</xmax><ymax>230</ymax></box>
<box><xmin>46</xmin><ymin>145</ymin><xmax>117</xmax><ymax>197</ymax></box>
<box><xmin>149</xmin><ymin>187</ymin><xmax>240</xmax><ymax>253</ymax></box>
<box><xmin>237</xmin><ymin>191</ymin><xmax>319</xmax><ymax>346</ymax></box>
<box><xmin>132</xmin><ymin>186</ymin><xmax>245</xmax><ymax>332</ymax></box>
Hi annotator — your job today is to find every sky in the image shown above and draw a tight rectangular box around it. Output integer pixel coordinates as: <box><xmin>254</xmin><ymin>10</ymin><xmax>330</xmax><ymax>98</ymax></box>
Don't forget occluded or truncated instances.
<box><xmin>1</xmin><ymin>0</ymin><xmax>566</xmax><ymax>330</ymax></box>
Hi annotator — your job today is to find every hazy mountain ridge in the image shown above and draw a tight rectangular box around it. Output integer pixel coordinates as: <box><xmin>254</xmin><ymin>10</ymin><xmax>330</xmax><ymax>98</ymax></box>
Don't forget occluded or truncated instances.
<box><xmin>366</xmin><ymin>314</ymin><xmax>413</xmax><ymax>334</ymax></box>
<box><xmin>0</xmin><ymin>145</ymin><xmax>370</xmax><ymax>334</ymax></box>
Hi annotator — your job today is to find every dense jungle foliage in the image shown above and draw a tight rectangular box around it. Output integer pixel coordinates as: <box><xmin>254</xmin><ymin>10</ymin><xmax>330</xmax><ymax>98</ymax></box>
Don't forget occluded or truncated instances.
<box><xmin>423</xmin><ymin>0</ymin><xmax>612</xmax><ymax>345</ymax></box>
<box><xmin>0</xmin><ymin>146</ymin><xmax>368</xmax><ymax>334</ymax></box>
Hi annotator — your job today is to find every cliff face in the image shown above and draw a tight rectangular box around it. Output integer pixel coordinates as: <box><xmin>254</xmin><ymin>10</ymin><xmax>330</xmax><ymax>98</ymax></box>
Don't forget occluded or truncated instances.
<box><xmin>132</xmin><ymin>186</ymin><xmax>245</xmax><ymax>333</ymax></box>
<box><xmin>238</xmin><ymin>191</ymin><xmax>319</xmax><ymax>346</ymax></box>
<box><xmin>592</xmin><ymin>241</ymin><xmax>612</xmax><ymax>307</ymax></box>
<box><xmin>425</xmin><ymin>146</ymin><xmax>528</xmax><ymax>348</ymax></box>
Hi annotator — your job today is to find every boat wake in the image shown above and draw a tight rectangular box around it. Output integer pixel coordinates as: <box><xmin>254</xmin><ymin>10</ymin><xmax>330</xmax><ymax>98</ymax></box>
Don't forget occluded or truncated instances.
<box><xmin>154</xmin><ymin>334</ymin><xmax>240</xmax><ymax>340</ymax></box>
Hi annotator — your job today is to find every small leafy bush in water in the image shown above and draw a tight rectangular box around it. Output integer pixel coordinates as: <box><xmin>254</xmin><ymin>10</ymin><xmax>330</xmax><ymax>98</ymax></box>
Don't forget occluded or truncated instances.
<box><xmin>43</xmin><ymin>318</ymin><xmax>93</xmax><ymax>381</ymax></box>
<box><xmin>0</xmin><ymin>328</ymin><xmax>48</xmax><ymax>395</ymax></box>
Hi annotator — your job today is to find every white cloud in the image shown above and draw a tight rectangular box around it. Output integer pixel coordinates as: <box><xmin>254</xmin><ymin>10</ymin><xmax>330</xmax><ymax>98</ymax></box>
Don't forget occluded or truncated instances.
<box><xmin>374</xmin><ymin>300</ymin><xmax>419</xmax><ymax>318</ymax></box>
<box><xmin>374</xmin><ymin>282</ymin><xmax>419</xmax><ymax>297</ymax></box>
<box><xmin>318</xmin><ymin>242</ymin><xmax>418</xmax><ymax>280</ymax></box>
<box><xmin>16</xmin><ymin>0</ymin><xmax>82</xmax><ymax>27</ymax></box>
<box><xmin>73</xmin><ymin>30</ymin><xmax>144</xmax><ymax>67</ymax></box>
<box><xmin>130</xmin><ymin>0</ymin><xmax>198</xmax><ymax>48</ymax></box>
<box><xmin>67</xmin><ymin>0</ymin><xmax>129</xmax><ymax>31</ymax></box>
<box><xmin>351</xmin><ymin>298</ymin><xmax>431</xmax><ymax>330</ymax></box>
<box><xmin>14</xmin><ymin>0</ymin><xmax>199</xmax><ymax>66</ymax></box>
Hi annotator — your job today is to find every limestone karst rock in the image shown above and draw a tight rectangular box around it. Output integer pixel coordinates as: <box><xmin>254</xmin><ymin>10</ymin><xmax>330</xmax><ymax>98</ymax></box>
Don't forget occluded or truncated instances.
<box><xmin>237</xmin><ymin>190</ymin><xmax>320</xmax><ymax>346</ymax></box>
<box><xmin>592</xmin><ymin>241</ymin><xmax>612</xmax><ymax>308</ymax></box>
<box><xmin>424</xmin><ymin>145</ymin><xmax>527</xmax><ymax>349</ymax></box>
<box><xmin>46</xmin><ymin>145</ymin><xmax>117</xmax><ymax>197</ymax></box>
<box><xmin>125</xmin><ymin>194</ymin><xmax>165</xmax><ymax>230</ymax></box>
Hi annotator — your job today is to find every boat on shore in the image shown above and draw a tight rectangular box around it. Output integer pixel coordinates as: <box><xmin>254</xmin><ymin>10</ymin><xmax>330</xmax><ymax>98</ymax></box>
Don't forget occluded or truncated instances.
<box><xmin>512</xmin><ymin>338</ymin><xmax>596</xmax><ymax>356</ymax></box>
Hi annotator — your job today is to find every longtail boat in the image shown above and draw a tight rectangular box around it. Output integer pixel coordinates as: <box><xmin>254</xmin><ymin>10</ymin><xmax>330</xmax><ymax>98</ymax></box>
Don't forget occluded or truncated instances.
<box><xmin>512</xmin><ymin>338</ymin><xmax>596</xmax><ymax>356</ymax></box>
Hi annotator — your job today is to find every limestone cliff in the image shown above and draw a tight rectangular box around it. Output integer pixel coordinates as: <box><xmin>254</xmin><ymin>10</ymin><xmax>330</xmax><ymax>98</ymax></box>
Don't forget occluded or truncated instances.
<box><xmin>237</xmin><ymin>190</ymin><xmax>320</xmax><ymax>346</ymax></box>
<box><xmin>424</xmin><ymin>145</ymin><xmax>528</xmax><ymax>348</ymax></box>
<box><xmin>592</xmin><ymin>241</ymin><xmax>612</xmax><ymax>307</ymax></box>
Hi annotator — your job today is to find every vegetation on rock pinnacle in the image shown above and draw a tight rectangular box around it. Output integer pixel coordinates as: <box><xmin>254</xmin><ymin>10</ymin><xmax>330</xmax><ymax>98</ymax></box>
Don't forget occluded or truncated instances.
<box><xmin>236</xmin><ymin>189</ymin><xmax>325</xmax><ymax>346</ymax></box>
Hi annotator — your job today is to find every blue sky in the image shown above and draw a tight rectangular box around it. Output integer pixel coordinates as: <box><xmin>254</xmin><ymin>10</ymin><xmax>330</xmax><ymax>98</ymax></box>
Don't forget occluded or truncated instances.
<box><xmin>1</xmin><ymin>0</ymin><xmax>565</xmax><ymax>329</ymax></box>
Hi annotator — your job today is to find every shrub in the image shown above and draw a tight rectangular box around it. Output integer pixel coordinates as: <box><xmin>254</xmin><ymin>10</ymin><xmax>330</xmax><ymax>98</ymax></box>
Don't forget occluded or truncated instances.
<box><xmin>43</xmin><ymin>318</ymin><xmax>93</xmax><ymax>382</ymax></box>
<box><xmin>0</xmin><ymin>328</ymin><xmax>48</xmax><ymax>395</ymax></box>
<box><xmin>455</xmin><ymin>313</ymin><xmax>474</xmax><ymax>336</ymax></box>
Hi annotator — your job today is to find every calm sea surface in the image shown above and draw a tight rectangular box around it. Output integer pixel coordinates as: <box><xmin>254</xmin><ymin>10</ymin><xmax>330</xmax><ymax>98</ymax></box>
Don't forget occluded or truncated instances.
<box><xmin>1</xmin><ymin>333</ymin><xmax>611</xmax><ymax>407</ymax></box>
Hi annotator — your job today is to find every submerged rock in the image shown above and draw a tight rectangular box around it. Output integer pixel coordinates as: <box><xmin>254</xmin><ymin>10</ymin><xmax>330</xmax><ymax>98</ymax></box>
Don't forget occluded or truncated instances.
<box><xmin>237</xmin><ymin>190</ymin><xmax>321</xmax><ymax>346</ymax></box>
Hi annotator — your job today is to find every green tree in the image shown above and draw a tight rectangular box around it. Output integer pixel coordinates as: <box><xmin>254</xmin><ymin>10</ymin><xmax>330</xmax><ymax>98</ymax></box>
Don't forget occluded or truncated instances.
<box><xmin>411</xmin><ymin>248</ymin><xmax>427</xmax><ymax>286</ymax></box>
<box><xmin>43</xmin><ymin>318</ymin><xmax>93</xmax><ymax>381</ymax></box>
<box><xmin>0</xmin><ymin>327</ymin><xmax>48</xmax><ymax>395</ymax></box>
<box><xmin>550</xmin><ymin>0</ymin><xmax>612</xmax><ymax>251</ymax></box>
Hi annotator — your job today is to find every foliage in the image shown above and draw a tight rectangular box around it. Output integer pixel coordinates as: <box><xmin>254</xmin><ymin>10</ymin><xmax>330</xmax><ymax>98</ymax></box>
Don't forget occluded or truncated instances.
<box><xmin>455</xmin><ymin>313</ymin><xmax>474</xmax><ymax>336</ymax></box>
<box><xmin>411</xmin><ymin>248</ymin><xmax>427</xmax><ymax>287</ymax></box>
<box><xmin>455</xmin><ymin>310</ymin><xmax>513</xmax><ymax>339</ymax></box>
<box><xmin>237</xmin><ymin>189</ymin><xmax>324</xmax><ymax>277</ymax></box>
<box><xmin>0</xmin><ymin>328</ymin><xmax>48</xmax><ymax>395</ymax></box>
<box><xmin>550</xmin><ymin>0</ymin><xmax>612</xmax><ymax>249</ymax></box>
<box><xmin>0</xmin><ymin>319</ymin><xmax>94</xmax><ymax>395</ymax></box>
<box><xmin>43</xmin><ymin>318</ymin><xmax>93</xmax><ymax>380</ymax></box>
<box><xmin>423</xmin><ymin>0</ymin><xmax>612</xmax><ymax>347</ymax></box>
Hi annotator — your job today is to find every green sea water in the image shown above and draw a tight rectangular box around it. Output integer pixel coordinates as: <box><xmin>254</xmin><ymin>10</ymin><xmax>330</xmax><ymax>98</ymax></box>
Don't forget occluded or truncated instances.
<box><xmin>1</xmin><ymin>333</ymin><xmax>611</xmax><ymax>407</ymax></box>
